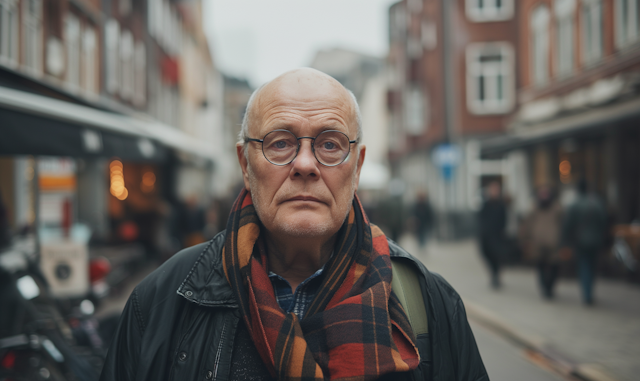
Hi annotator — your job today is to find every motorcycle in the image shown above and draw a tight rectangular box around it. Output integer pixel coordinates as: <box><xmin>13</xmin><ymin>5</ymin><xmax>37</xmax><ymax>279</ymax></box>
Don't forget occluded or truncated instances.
<box><xmin>0</xmin><ymin>237</ymin><xmax>104</xmax><ymax>381</ymax></box>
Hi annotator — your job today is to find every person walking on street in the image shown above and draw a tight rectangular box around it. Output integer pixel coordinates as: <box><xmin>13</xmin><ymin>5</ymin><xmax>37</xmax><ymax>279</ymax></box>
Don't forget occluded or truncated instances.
<box><xmin>562</xmin><ymin>179</ymin><xmax>607</xmax><ymax>305</ymax></box>
<box><xmin>478</xmin><ymin>181</ymin><xmax>507</xmax><ymax>289</ymax></box>
<box><xmin>526</xmin><ymin>185</ymin><xmax>563</xmax><ymax>299</ymax></box>
<box><xmin>413</xmin><ymin>191</ymin><xmax>435</xmax><ymax>248</ymax></box>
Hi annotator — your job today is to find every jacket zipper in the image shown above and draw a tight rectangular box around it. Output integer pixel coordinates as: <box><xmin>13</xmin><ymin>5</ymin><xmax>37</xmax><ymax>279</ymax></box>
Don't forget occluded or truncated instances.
<box><xmin>212</xmin><ymin>318</ymin><xmax>228</xmax><ymax>380</ymax></box>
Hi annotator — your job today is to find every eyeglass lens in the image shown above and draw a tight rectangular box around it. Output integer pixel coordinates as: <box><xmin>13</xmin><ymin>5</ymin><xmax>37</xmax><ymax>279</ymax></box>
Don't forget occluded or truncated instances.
<box><xmin>262</xmin><ymin>130</ymin><xmax>351</xmax><ymax>166</ymax></box>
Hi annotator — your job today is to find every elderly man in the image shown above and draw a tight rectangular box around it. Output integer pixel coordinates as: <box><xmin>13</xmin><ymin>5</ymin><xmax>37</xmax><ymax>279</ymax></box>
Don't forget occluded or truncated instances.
<box><xmin>100</xmin><ymin>68</ymin><xmax>487</xmax><ymax>381</ymax></box>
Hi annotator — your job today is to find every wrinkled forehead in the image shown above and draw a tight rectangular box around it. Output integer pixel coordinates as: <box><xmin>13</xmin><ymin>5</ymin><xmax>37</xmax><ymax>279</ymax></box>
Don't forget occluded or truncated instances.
<box><xmin>250</xmin><ymin>71</ymin><xmax>357</xmax><ymax>134</ymax></box>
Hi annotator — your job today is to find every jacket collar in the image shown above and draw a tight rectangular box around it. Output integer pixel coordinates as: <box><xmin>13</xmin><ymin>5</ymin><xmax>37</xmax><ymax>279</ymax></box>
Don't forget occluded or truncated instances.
<box><xmin>175</xmin><ymin>232</ymin><xmax>426</xmax><ymax>309</ymax></box>
<box><xmin>176</xmin><ymin>231</ymin><xmax>238</xmax><ymax>308</ymax></box>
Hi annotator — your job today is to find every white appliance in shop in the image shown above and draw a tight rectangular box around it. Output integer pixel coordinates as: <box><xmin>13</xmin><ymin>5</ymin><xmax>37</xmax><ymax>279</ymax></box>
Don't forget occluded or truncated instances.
<box><xmin>40</xmin><ymin>241</ymin><xmax>89</xmax><ymax>298</ymax></box>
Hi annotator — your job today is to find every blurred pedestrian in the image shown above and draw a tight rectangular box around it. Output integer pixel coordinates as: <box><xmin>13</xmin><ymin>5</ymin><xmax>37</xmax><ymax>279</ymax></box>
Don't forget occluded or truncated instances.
<box><xmin>561</xmin><ymin>179</ymin><xmax>607</xmax><ymax>305</ymax></box>
<box><xmin>178</xmin><ymin>195</ymin><xmax>206</xmax><ymax>248</ymax></box>
<box><xmin>478</xmin><ymin>181</ymin><xmax>507</xmax><ymax>289</ymax></box>
<box><xmin>378</xmin><ymin>194</ymin><xmax>404</xmax><ymax>242</ymax></box>
<box><xmin>526</xmin><ymin>185</ymin><xmax>563</xmax><ymax>299</ymax></box>
<box><xmin>413</xmin><ymin>191</ymin><xmax>434</xmax><ymax>248</ymax></box>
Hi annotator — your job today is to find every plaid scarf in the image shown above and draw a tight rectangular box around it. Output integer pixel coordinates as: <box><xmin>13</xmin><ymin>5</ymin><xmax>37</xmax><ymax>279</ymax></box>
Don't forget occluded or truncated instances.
<box><xmin>223</xmin><ymin>189</ymin><xmax>420</xmax><ymax>380</ymax></box>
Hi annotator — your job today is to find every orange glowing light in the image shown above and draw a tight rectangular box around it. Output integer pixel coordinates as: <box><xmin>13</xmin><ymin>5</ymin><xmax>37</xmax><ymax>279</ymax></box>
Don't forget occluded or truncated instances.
<box><xmin>116</xmin><ymin>187</ymin><xmax>129</xmax><ymax>200</ymax></box>
<box><xmin>110</xmin><ymin>160</ymin><xmax>127</xmax><ymax>200</ymax></box>
<box><xmin>559</xmin><ymin>160</ymin><xmax>571</xmax><ymax>176</ymax></box>
<box><xmin>142</xmin><ymin>172</ymin><xmax>156</xmax><ymax>186</ymax></box>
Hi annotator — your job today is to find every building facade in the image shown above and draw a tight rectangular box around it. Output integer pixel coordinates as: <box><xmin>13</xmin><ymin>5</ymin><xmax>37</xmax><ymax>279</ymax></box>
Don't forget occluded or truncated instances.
<box><xmin>482</xmin><ymin>0</ymin><xmax>640</xmax><ymax>225</ymax></box>
<box><xmin>387</xmin><ymin>0</ymin><xmax>519</xmax><ymax>237</ymax></box>
<box><xmin>0</xmin><ymin>0</ymin><xmax>225</xmax><ymax>254</ymax></box>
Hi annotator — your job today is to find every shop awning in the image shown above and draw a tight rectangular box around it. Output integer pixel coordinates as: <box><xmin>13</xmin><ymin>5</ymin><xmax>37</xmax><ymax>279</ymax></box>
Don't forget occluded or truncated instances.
<box><xmin>0</xmin><ymin>86</ymin><xmax>215</xmax><ymax>162</ymax></box>
<box><xmin>481</xmin><ymin>96</ymin><xmax>640</xmax><ymax>157</ymax></box>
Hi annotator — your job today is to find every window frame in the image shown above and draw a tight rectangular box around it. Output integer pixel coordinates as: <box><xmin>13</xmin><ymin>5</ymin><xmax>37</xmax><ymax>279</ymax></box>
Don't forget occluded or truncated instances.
<box><xmin>531</xmin><ymin>5</ymin><xmax>550</xmax><ymax>86</ymax></box>
<box><xmin>615</xmin><ymin>0</ymin><xmax>640</xmax><ymax>48</ymax></box>
<box><xmin>0</xmin><ymin>0</ymin><xmax>19</xmax><ymax>68</ymax></box>
<box><xmin>581</xmin><ymin>0</ymin><xmax>603</xmax><ymax>66</ymax></box>
<box><xmin>554</xmin><ymin>0</ymin><xmax>576</xmax><ymax>78</ymax></box>
<box><xmin>82</xmin><ymin>25</ymin><xmax>98</xmax><ymax>95</ymax></box>
<box><xmin>105</xmin><ymin>19</ymin><xmax>120</xmax><ymax>94</ymax></box>
<box><xmin>466</xmin><ymin>42</ymin><xmax>514</xmax><ymax>115</ymax></box>
<box><xmin>466</xmin><ymin>0</ymin><xmax>515</xmax><ymax>22</ymax></box>
<box><xmin>64</xmin><ymin>13</ymin><xmax>81</xmax><ymax>90</ymax></box>
<box><xmin>119</xmin><ymin>29</ymin><xmax>134</xmax><ymax>101</ymax></box>
<box><xmin>133</xmin><ymin>41</ymin><xmax>146</xmax><ymax>107</ymax></box>
<box><xmin>22</xmin><ymin>0</ymin><xmax>43</xmax><ymax>76</ymax></box>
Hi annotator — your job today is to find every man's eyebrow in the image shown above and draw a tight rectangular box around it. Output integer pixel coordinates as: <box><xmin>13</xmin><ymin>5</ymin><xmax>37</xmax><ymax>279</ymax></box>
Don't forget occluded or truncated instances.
<box><xmin>265</xmin><ymin>123</ymin><xmax>294</xmax><ymax>131</ymax></box>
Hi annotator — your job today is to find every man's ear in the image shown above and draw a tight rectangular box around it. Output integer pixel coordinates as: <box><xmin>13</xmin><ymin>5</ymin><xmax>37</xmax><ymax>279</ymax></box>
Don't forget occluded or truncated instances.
<box><xmin>353</xmin><ymin>144</ymin><xmax>366</xmax><ymax>192</ymax></box>
<box><xmin>237</xmin><ymin>143</ymin><xmax>251</xmax><ymax>191</ymax></box>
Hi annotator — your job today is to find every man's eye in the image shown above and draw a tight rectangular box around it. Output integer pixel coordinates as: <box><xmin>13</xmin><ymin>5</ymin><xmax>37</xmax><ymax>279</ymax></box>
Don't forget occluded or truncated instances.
<box><xmin>273</xmin><ymin>140</ymin><xmax>288</xmax><ymax>149</ymax></box>
<box><xmin>323</xmin><ymin>142</ymin><xmax>336</xmax><ymax>150</ymax></box>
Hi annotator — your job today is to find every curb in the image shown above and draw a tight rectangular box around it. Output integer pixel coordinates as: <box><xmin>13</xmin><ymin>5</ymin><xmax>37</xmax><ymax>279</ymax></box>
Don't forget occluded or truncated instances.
<box><xmin>463</xmin><ymin>298</ymin><xmax>620</xmax><ymax>381</ymax></box>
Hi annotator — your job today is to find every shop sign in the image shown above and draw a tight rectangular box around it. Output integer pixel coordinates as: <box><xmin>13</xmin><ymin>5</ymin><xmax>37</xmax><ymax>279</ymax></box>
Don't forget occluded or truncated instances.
<box><xmin>38</xmin><ymin>157</ymin><xmax>76</xmax><ymax>192</ymax></box>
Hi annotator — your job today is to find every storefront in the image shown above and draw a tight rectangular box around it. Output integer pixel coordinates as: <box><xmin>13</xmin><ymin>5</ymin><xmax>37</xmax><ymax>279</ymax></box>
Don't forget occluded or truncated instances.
<box><xmin>0</xmin><ymin>85</ymin><xmax>217</xmax><ymax>289</ymax></box>
<box><xmin>481</xmin><ymin>96</ymin><xmax>640</xmax><ymax>225</ymax></box>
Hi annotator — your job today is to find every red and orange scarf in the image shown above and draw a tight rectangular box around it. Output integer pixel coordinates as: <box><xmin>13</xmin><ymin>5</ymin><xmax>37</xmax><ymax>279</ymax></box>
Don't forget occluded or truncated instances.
<box><xmin>222</xmin><ymin>189</ymin><xmax>420</xmax><ymax>380</ymax></box>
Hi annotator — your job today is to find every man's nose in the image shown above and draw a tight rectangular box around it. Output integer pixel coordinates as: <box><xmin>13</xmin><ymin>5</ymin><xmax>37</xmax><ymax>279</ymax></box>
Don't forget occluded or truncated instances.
<box><xmin>290</xmin><ymin>139</ymin><xmax>319</xmax><ymax>178</ymax></box>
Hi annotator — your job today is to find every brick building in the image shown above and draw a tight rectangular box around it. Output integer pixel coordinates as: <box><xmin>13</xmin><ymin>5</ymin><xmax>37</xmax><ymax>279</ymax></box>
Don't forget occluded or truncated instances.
<box><xmin>387</xmin><ymin>0</ymin><xmax>519</xmax><ymax>237</ymax></box>
<box><xmin>0</xmin><ymin>0</ymin><xmax>225</xmax><ymax>248</ymax></box>
<box><xmin>482</xmin><ymin>0</ymin><xmax>640</xmax><ymax>225</ymax></box>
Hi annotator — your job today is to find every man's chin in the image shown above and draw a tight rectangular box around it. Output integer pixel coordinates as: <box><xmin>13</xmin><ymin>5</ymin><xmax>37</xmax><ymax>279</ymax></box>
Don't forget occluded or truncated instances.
<box><xmin>275</xmin><ymin>214</ymin><xmax>337</xmax><ymax>238</ymax></box>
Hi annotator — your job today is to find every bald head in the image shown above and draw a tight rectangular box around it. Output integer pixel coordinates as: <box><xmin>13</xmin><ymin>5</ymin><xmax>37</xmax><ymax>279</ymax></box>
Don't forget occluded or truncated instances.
<box><xmin>239</xmin><ymin>68</ymin><xmax>362</xmax><ymax>150</ymax></box>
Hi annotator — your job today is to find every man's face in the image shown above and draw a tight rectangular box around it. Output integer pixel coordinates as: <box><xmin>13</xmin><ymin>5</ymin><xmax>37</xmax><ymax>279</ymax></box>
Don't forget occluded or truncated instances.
<box><xmin>237</xmin><ymin>70</ymin><xmax>366</xmax><ymax>240</ymax></box>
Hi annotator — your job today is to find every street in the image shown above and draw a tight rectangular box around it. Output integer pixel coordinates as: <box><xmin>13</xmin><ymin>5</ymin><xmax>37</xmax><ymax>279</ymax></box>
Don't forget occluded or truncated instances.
<box><xmin>399</xmin><ymin>235</ymin><xmax>640</xmax><ymax>381</ymax></box>
<box><xmin>471</xmin><ymin>320</ymin><xmax>564</xmax><ymax>381</ymax></box>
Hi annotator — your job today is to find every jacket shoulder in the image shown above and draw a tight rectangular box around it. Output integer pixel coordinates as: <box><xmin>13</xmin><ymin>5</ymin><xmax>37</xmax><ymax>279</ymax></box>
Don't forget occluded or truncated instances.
<box><xmin>133</xmin><ymin>231</ymin><xmax>227</xmax><ymax>312</ymax></box>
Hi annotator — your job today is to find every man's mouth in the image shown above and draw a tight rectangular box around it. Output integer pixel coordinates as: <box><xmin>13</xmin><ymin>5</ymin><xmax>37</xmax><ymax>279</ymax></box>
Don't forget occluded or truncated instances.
<box><xmin>286</xmin><ymin>195</ymin><xmax>323</xmax><ymax>203</ymax></box>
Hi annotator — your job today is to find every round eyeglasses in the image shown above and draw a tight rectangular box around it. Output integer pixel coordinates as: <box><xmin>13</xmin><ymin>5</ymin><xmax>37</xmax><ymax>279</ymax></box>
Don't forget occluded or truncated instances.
<box><xmin>245</xmin><ymin>129</ymin><xmax>357</xmax><ymax>167</ymax></box>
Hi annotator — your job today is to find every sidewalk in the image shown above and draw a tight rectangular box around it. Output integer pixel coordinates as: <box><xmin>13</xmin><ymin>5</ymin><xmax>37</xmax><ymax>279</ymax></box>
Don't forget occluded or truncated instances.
<box><xmin>398</xmin><ymin>236</ymin><xmax>640</xmax><ymax>381</ymax></box>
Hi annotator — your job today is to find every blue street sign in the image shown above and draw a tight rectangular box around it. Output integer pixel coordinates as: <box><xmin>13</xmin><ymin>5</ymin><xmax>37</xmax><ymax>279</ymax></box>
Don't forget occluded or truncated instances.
<box><xmin>433</xmin><ymin>144</ymin><xmax>461</xmax><ymax>181</ymax></box>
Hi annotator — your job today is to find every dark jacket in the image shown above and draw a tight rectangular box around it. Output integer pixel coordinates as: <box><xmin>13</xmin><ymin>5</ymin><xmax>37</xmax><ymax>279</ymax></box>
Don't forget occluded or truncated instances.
<box><xmin>562</xmin><ymin>194</ymin><xmax>607</xmax><ymax>252</ymax></box>
<box><xmin>478</xmin><ymin>199</ymin><xmax>507</xmax><ymax>240</ymax></box>
<box><xmin>100</xmin><ymin>231</ymin><xmax>488</xmax><ymax>381</ymax></box>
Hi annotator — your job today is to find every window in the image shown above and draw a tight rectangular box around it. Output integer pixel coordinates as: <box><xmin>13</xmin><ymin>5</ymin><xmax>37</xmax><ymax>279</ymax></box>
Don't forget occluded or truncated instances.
<box><xmin>466</xmin><ymin>0</ymin><xmax>514</xmax><ymax>22</ymax></box>
<box><xmin>555</xmin><ymin>0</ymin><xmax>576</xmax><ymax>77</ymax></box>
<box><xmin>119</xmin><ymin>0</ymin><xmax>131</xmax><ymax>16</ymax></box>
<box><xmin>421</xmin><ymin>20</ymin><xmax>437</xmax><ymax>51</ymax></box>
<box><xmin>22</xmin><ymin>0</ymin><xmax>43</xmax><ymax>75</ymax></box>
<box><xmin>407</xmin><ymin>0</ymin><xmax>422</xmax><ymax>14</ymax></box>
<box><xmin>105</xmin><ymin>19</ymin><xmax>119</xmax><ymax>94</ymax></box>
<box><xmin>134</xmin><ymin>41</ymin><xmax>146</xmax><ymax>106</ymax></box>
<box><xmin>120</xmin><ymin>30</ymin><xmax>134</xmax><ymax>101</ymax></box>
<box><xmin>82</xmin><ymin>26</ymin><xmax>97</xmax><ymax>95</ymax></box>
<box><xmin>404</xmin><ymin>85</ymin><xmax>426</xmax><ymax>135</ymax></box>
<box><xmin>147</xmin><ymin>0</ymin><xmax>160</xmax><ymax>37</ymax></box>
<box><xmin>582</xmin><ymin>0</ymin><xmax>603</xmax><ymax>65</ymax></box>
<box><xmin>467</xmin><ymin>43</ymin><xmax>514</xmax><ymax>114</ymax></box>
<box><xmin>531</xmin><ymin>5</ymin><xmax>550</xmax><ymax>86</ymax></box>
<box><xmin>65</xmin><ymin>13</ymin><xmax>80</xmax><ymax>89</ymax></box>
<box><xmin>615</xmin><ymin>0</ymin><xmax>640</xmax><ymax>48</ymax></box>
<box><xmin>149</xmin><ymin>0</ymin><xmax>182</xmax><ymax>56</ymax></box>
<box><xmin>0</xmin><ymin>0</ymin><xmax>19</xmax><ymax>67</ymax></box>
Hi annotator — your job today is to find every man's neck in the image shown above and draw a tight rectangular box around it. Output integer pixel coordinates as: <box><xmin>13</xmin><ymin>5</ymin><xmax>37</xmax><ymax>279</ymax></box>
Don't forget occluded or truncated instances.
<box><xmin>263</xmin><ymin>232</ymin><xmax>336</xmax><ymax>291</ymax></box>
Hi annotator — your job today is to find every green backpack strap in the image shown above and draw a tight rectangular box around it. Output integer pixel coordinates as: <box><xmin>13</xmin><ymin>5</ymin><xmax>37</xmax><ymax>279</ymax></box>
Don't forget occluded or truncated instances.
<box><xmin>391</xmin><ymin>258</ymin><xmax>428</xmax><ymax>336</ymax></box>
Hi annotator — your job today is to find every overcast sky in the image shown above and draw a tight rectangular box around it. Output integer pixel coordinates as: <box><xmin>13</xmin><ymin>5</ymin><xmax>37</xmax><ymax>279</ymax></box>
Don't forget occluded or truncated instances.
<box><xmin>204</xmin><ymin>0</ymin><xmax>398</xmax><ymax>87</ymax></box>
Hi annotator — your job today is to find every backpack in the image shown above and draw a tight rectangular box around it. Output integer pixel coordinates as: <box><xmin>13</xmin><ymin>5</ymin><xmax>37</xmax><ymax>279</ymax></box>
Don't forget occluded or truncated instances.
<box><xmin>390</xmin><ymin>258</ymin><xmax>428</xmax><ymax>336</ymax></box>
